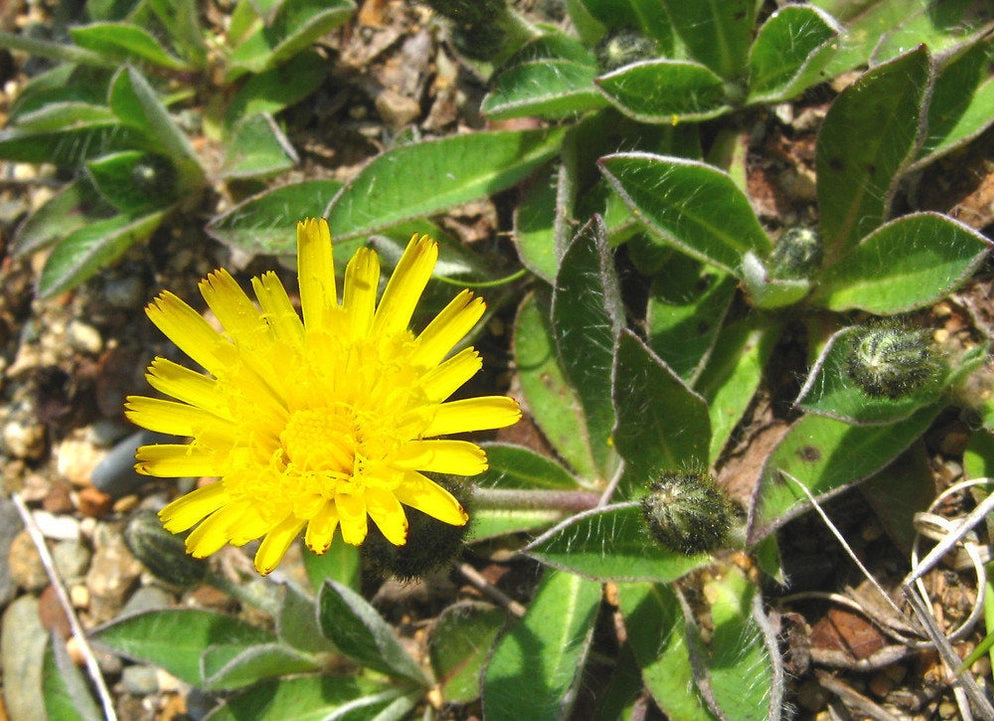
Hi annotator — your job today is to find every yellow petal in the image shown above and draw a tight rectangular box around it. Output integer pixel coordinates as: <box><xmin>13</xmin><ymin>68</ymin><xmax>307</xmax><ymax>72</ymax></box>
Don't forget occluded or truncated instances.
<box><xmin>159</xmin><ymin>481</ymin><xmax>228</xmax><ymax>532</ymax></box>
<box><xmin>145</xmin><ymin>357</ymin><xmax>226</xmax><ymax>415</ymax></box>
<box><xmin>365</xmin><ymin>488</ymin><xmax>409</xmax><ymax>546</ymax></box>
<box><xmin>342</xmin><ymin>247</ymin><xmax>380</xmax><ymax>338</ymax></box>
<box><xmin>254</xmin><ymin>516</ymin><xmax>307</xmax><ymax>575</ymax></box>
<box><xmin>199</xmin><ymin>269</ymin><xmax>265</xmax><ymax>345</ymax></box>
<box><xmin>412</xmin><ymin>290</ymin><xmax>485</xmax><ymax>367</ymax></box>
<box><xmin>297</xmin><ymin>218</ymin><xmax>336</xmax><ymax>331</ymax></box>
<box><xmin>185</xmin><ymin>504</ymin><xmax>245</xmax><ymax>558</ymax></box>
<box><xmin>146</xmin><ymin>291</ymin><xmax>234</xmax><ymax>373</ymax></box>
<box><xmin>125</xmin><ymin>396</ymin><xmax>235</xmax><ymax>438</ymax></box>
<box><xmin>336</xmin><ymin>493</ymin><xmax>368</xmax><ymax>545</ymax></box>
<box><xmin>420</xmin><ymin>347</ymin><xmax>482</xmax><ymax>402</ymax></box>
<box><xmin>422</xmin><ymin>396</ymin><xmax>521</xmax><ymax>437</ymax></box>
<box><xmin>372</xmin><ymin>234</ymin><xmax>437</xmax><ymax>337</ymax></box>
<box><xmin>394</xmin><ymin>472</ymin><xmax>468</xmax><ymax>526</ymax></box>
<box><xmin>394</xmin><ymin>440</ymin><xmax>487</xmax><ymax>475</ymax></box>
<box><xmin>228</xmin><ymin>508</ymin><xmax>277</xmax><ymax>545</ymax></box>
<box><xmin>135</xmin><ymin>443</ymin><xmax>224</xmax><ymax>478</ymax></box>
<box><xmin>252</xmin><ymin>271</ymin><xmax>304</xmax><ymax>347</ymax></box>
<box><xmin>305</xmin><ymin>502</ymin><xmax>340</xmax><ymax>554</ymax></box>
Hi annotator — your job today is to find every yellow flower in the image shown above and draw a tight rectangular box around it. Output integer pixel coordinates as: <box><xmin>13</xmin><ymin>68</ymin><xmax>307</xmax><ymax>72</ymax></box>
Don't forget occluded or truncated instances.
<box><xmin>125</xmin><ymin>219</ymin><xmax>520</xmax><ymax>575</ymax></box>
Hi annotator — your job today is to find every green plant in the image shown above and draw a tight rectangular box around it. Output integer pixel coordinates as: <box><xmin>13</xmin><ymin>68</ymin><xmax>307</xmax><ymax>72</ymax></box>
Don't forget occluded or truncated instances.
<box><xmin>0</xmin><ymin>0</ymin><xmax>355</xmax><ymax>296</ymax></box>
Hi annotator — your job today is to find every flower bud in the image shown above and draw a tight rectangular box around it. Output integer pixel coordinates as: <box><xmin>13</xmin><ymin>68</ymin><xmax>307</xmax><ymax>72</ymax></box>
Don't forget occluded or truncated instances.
<box><xmin>768</xmin><ymin>227</ymin><xmax>822</xmax><ymax>280</ymax></box>
<box><xmin>640</xmin><ymin>471</ymin><xmax>733</xmax><ymax>556</ymax></box>
<box><xmin>595</xmin><ymin>29</ymin><xmax>659</xmax><ymax>71</ymax></box>
<box><xmin>130</xmin><ymin>153</ymin><xmax>177</xmax><ymax>198</ymax></box>
<box><xmin>845</xmin><ymin>322</ymin><xmax>944</xmax><ymax>399</ymax></box>
<box><xmin>423</xmin><ymin>0</ymin><xmax>512</xmax><ymax>61</ymax></box>
<box><xmin>124</xmin><ymin>509</ymin><xmax>208</xmax><ymax>587</ymax></box>
<box><xmin>361</xmin><ymin>477</ymin><xmax>472</xmax><ymax>581</ymax></box>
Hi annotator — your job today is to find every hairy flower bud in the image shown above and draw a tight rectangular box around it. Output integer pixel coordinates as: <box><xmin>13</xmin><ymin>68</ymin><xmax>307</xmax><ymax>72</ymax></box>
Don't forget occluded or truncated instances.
<box><xmin>595</xmin><ymin>29</ymin><xmax>659</xmax><ymax>71</ymax></box>
<box><xmin>768</xmin><ymin>227</ymin><xmax>822</xmax><ymax>280</ymax></box>
<box><xmin>124</xmin><ymin>509</ymin><xmax>208</xmax><ymax>587</ymax></box>
<box><xmin>361</xmin><ymin>478</ymin><xmax>472</xmax><ymax>581</ymax></box>
<box><xmin>423</xmin><ymin>0</ymin><xmax>513</xmax><ymax>60</ymax></box>
<box><xmin>845</xmin><ymin>322</ymin><xmax>944</xmax><ymax>399</ymax></box>
<box><xmin>640</xmin><ymin>471</ymin><xmax>733</xmax><ymax>556</ymax></box>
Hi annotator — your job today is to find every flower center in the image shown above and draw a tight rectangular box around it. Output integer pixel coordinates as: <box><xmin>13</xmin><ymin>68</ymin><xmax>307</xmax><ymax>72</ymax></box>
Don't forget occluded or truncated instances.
<box><xmin>281</xmin><ymin>406</ymin><xmax>360</xmax><ymax>477</ymax></box>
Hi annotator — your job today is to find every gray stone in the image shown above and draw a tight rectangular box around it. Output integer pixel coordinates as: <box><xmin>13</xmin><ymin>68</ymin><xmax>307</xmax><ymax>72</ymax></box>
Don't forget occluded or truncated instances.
<box><xmin>51</xmin><ymin>540</ymin><xmax>92</xmax><ymax>586</ymax></box>
<box><xmin>120</xmin><ymin>584</ymin><xmax>174</xmax><ymax>616</ymax></box>
<box><xmin>91</xmin><ymin>430</ymin><xmax>169</xmax><ymax>498</ymax></box>
<box><xmin>0</xmin><ymin>497</ymin><xmax>22</xmax><ymax>607</ymax></box>
<box><xmin>121</xmin><ymin>664</ymin><xmax>160</xmax><ymax>695</ymax></box>
<box><xmin>8</xmin><ymin>530</ymin><xmax>48</xmax><ymax>592</ymax></box>
<box><xmin>1</xmin><ymin>595</ymin><xmax>47</xmax><ymax>721</ymax></box>
<box><xmin>86</xmin><ymin>524</ymin><xmax>143</xmax><ymax>623</ymax></box>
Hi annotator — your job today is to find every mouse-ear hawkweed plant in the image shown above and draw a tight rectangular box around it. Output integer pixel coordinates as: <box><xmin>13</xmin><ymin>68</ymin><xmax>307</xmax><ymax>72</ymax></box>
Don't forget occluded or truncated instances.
<box><xmin>125</xmin><ymin>218</ymin><xmax>520</xmax><ymax>575</ymax></box>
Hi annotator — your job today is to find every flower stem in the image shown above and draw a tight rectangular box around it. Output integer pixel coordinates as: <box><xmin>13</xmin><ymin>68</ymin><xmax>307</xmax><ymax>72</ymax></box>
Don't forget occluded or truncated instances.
<box><xmin>470</xmin><ymin>487</ymin><xmax>601</xmax><ymax>513</ymax></box>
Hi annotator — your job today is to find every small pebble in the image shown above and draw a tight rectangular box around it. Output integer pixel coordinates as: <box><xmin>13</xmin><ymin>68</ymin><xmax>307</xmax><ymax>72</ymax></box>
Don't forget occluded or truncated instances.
<box><xmin>375</xmin><ymin>89</ymin><xmax>421</xmax><ymax>130</ymax></box>
<box><xmin>70</xmin><ymin>584</ymin><xmax>90</xmax><ymax>610</ymax></box>
<box><xmin>65</xmin><ymin>635</ymin><xmax>87</xmax><ymax>666</ymax></box>
<box><xmin>77</xmin><ymin>486</ymin><xmax>113</xmax><ymax>518</ymax></box>
<box><xmin>86</xmin><ymin>419</ymin><xmax>133</xmax><ymax>448</ymax></box>
<box><xmin>3</xmin><ymin>419</ymin><xmax>47</xmax><ymax>460</ymax></box>
<box><xmin>91</xmin><ymin>430</ymin><xmax>166</xmax><ymax>497</ymax></box>
<box><xmin>8</xmin><ymin>530</ymin><xmax>48</xmax><ymax>592</ymax></box>
<box><xmin>120</xmin><ymin>585</ymin><xmax>174</xmax><ymax>616</ymax></box>
<box><xmin>38</xmin><ymin>585</ymin><xmax>71</xmax><ymax>639</ymax></box>
<box><xmin>113</xmin><ymin>495</ymin><xmax>140</xmax><ymax>513</ymax></box>
<box><xmin>103</xmin><ymin>275</ymin><xmax>145</xmax><ymax>309</ymax></box>
<box><xmin>121</xmin><ymin>664</ymin><xmax>160</xmax><ymax>696</ymax></box>
<box><xmin>938</xmin><ymin>701</ymin><xmax>958</xmax><ymax>718</ymax></box>
<box><xmin>86</xmin><ymin>525</ymin><xmax>143</xmax><ymax>622</ymax></box>
<box><xmin>66</xmin><ymin>320</ymin><xmax>103</xmax><ymax>355</ymax></box>
<box><xmin>33</xmin><ymin>510</ymin><xmax>81</xmax><ymax>541</ymax></box>
<box><xmin>56</xmin><ymin>437</ymin><xmax>106</xmax><ymax>486</ymax></box>
<box><xmin>52</xmin><ymin>540</ymin><xmax>92</xmax><ymax>583</ymax></box>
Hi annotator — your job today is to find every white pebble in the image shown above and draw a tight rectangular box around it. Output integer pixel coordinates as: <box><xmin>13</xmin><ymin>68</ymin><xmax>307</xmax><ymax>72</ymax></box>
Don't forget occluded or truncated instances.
<box><xmin>66</xmin><ymin>320</ymin><xmax>103</xmax><ymax>355</ymax></box>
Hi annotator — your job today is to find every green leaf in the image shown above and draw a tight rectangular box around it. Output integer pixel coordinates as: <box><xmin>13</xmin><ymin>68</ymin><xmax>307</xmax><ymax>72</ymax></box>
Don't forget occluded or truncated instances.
<box><xmin>303</xmin><ymin>533</ymin><xmax>361</xmax><ymax>594</ymax></box>
<box><xmin>108</xmin><ymin>66</ymin><xmax>204</xmax><ymax>193</ymax></box>
<box><xmin>87</xmin><ymin>150</ymin><xmax>179</xmax><ymax>214</ymax></box>
<box><xmin>613</xmin><ymin>330</ymin><xmax>711</xmax><ymax>481</ymax></box>
<box><xmin>795</xmin><ymin>326</ymin><xmax>947</xmax><ymax>424</ymax></box>
<box><xmin>221</xmin><ymin>113</ymin><xmax>298</xmax><ymax>180</ymax></box>
<box><xmin>276</xmin><ymin>583</ymin><xmax>338</xmax><ymax>654</ymax></box>
<box><xmin>7</xmin><ymin>64</ymin><xmax>108</xmax><ymax>118</ymax></box>
<box><xmin>513</xmin><ymin>292</ymin><xmax>599</xmax><ymax>480</ymax></box>
<box><xmin>476</xmin><ymin>443</ymin><xmax>581</xmax><ymax>490</ymax></box>
<box><xmin>204</xmin><ymin>676</ymin><xmax>409</xmax><ymax>721</ymax></box>
<box><xmin>483</xmin><ymin>60</ymin><xmax>607</xmax><ymax>119</ymax></box>
<box><xmin>600</xmin><ymin>152</ymin><xmax>771</xmax><ymax>274</ymax></box>
<box><xmin>70</xmin><ymin>22</ymin><xmax>191</xmax><ymax>70</ymax></box>
<box><xmin>746</xmin><ymin>405</ymin><xmax>942</xmax><ymax>542</ymax></box>
<box><xmin>617</xmin><ymin>584</ymin><xmax>716</xmax><ymax>721</ymax></box>
<box><xmin>695</xmin><ymin>318</ymin><xmax>780</xmax><ymax>464</ymax></box>
<box><xmin>317</xmin><ymin>580</ymin><xmax>429</xmax><ymax>685</ymax></box>
<box><xmin>815</xmin><ymin>47</ymin><xmax>930</xmax><ymax>261</ymax></box>
<box><xmin>325</xmin><ymin>127</ymin><xmax>566</xmax><ymax>240</ymax></box>
<box><xmin>812</xmin><ymin>212</ymin><xmax>992</xmax><ymax>313</ymax></box>
<box><xmin>552</xmin><ymin>216</ymin><xmax>623</xmax><ymax>477</ymax></box>
<box><xmin>662</xmin><ymin>0</ymin><xmax>754</xmax><ymax>79</ymax></box>
<box><xmin>747</xmin><ymin>5</ymin><xmax>840</xmax><ymax>102</ymax></box>
<box><xmin>430</xmin><ymin>602</ymin><xmax>507</xmax><ymax>704</ymax></box>
<box><xmin>13</xmin><ymin>178</ymin><xmax>115</xmax><ymax>256</ymax></box>
<box><xmin>468</xmin><ymin>508</ymin><xmax>569</xmax><ymax>542</ymax></box>
<box><xmin>207</xmin><ymin>179</ymin><xmax>343</xmax><ymax>256</ymax></box>
<box><xmin>646</xmin><ymin>256</ymin><xmax>736</xmax><ymax>382</ymax></box>
<box><xmin>90</xmin><ymin>609</ymin><xmax>274</xmax><ymax>685</ymax></box>
<box><xmin>690</xmin><ymin>567</ymin><xmax>783</xmax><ymax>721</ymax></box>
<box><xmin>37</xmin><ymin>211</ymin><xmax>166</xmax><ymax>298</ymax></box>
<box><xmin>525</xmin><ymin>502</ymin><xmax>711</xmax><ymax>582</ymax></box>
<box><xmin>915</xmin><ymin>37</ymin><xmax>994</xmax><ymax>168</ymax></box>
<box><xmin>146</xmin><ymin>0</ymin><xmax>208</xmax><ymax>68</ymax></box>
<box><xmin>202</xmin><ymin>643</ymin><xmax>319</xmax><ymax>690</ymax></box>
<box><xmin>597</xmin><ymin>60</ymin><xmax>731</xmax><ymax>123</ymax></box>
<box><xmin>964</xmin><ymin>431</ymin><xmax>994</xmax><ymax>479</ymax></box>
<box><xmin>513</xmin><ymin>161</ymin><xmax>560</xmax><ymax>283</ymax></box>
<box><xmin>228</xmin><ymin>0</ymin><xmax>356</xmax><ymax>77</ymax></box>
<box><xmin>42</xmin><ymin>635</ymin><xmax>102</xmax><ymax>721</ymax></box>
<box><xmin>482</xmin><ymin>569</ymin><xmax>600</xmax><ymax>721</ymax></box>
<box><xmin>0</xmin><ymin>103</ymin><xmax>140</xmax><ymax>164</ymax></box>
<box><xmin>225</xmin><ymin>48</ymin><xmax>328</xmax><ymax>127</ymax></box>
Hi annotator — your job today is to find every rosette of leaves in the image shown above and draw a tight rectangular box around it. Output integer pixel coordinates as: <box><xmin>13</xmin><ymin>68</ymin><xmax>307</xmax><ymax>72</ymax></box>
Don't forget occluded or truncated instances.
<box><xmin>0</xmin><ymin>0</ymin><xmax>355</xmax><ymax>296</ymax></box>
<box><xmin>481</xmin><ymin>0</ymin><xmax>994</xmax><ymax>126</ymax></box>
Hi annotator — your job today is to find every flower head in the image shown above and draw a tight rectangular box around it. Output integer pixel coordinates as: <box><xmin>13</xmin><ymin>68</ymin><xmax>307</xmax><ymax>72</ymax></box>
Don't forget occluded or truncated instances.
<box><xmin>126</xmin><ymin>219</ymin><xmax>520</xmax><ymax>574</ymax></box>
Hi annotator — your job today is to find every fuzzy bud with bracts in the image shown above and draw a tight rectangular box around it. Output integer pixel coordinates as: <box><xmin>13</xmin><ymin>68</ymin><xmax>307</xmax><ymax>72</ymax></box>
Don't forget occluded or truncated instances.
<box><xmin>595</xmin><ymin>29</ymin><xmax>659</xmax><ymax>71</ymax></box>
<box><xmin>768</xmin><ymin>227</ymin><xmax>823</xmax><ymax>280</ymax></box>
<box><xmin>640</xmin><ymin>470</ymin><xmax>734</xmax><ymax>556</ymax></box>
<box><xmin>844</xmin><ymin>321</ymin><xmax>945</xmax><ymax>400</ymax></box>
<box><xmin>130</xmin><ymin>153</ymin><xmax>177</xmax><ymax>198</ymax></box>
<box><xmin>361</xmin><ymin>477</ymin><xmax>472</xmax><ymax>581</ymax></box>
<box><xmin>124</xmin><ymin>509</ymin><xmax>208</xmax><ymax>588</ymax></box>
